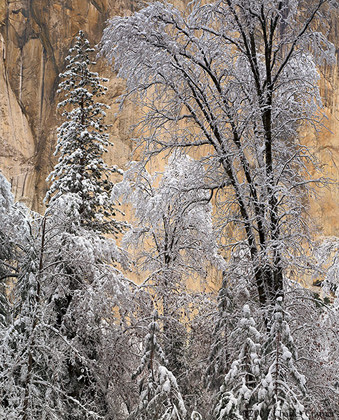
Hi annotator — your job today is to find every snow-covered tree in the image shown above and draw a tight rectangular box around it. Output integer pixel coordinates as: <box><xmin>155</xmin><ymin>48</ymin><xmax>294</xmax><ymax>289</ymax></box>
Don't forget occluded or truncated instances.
<box><xmin>130</xmin><ymin>312</ymin><xmax>187</xmax><ymax>420</ymax></box>
<box><xmin>40</xmin><ymin>194</ymin><xmax>133</xmax><ymax>419</ymax></box>
<box><xmin>0</xmin><ymin>192</ymin><xmax>134</xmax><ymax>419</ymax></box>
<box><xmin>214</xmin><ymin>304</ymin><xmax>262</xmax><ymax>420</ymax></box>
<box><xmin>0</xmin><ymin>207</ymin><xmax>64</xmax><ymax>420</ymax></box>
<box><xmin>253</xmin><ymin>297</ymin><xmax>308</xmax><ymax>420</ymax></box>
<box><xmin>114</xmin><ymin>155</ymin><xmax>218</xmax><ymax>284</ymax></box>
<box><xmin>114</xmin><ymin>155</ymin><xmax>221</xmax><ymax>379</ymax></box>
<box><xmin>39</xmin><ymin>30</ymin><xmax>133</xmax><ymax>417</ymax></box>
<box><xmin>101</xmin><ymin>0</ymin><xmax>335</xmax><ymax>311</ymax></box>
<box><xmin>0</xmin><ymin>176</ymin><xmax>57</xmax><ymax>419</ymax></box>
<box><xmin>46</xmin><ymin>30</ymin><xmax>123</xmax><ymax>235</ymax></box>
<box><xmin>205</xmin><ymin>275</ymin><xmax>234</xmax><ymax>392</ymax></box>
<box><xmin>284</xmin><ymin>282</ymin><xmax>339</xmax><ymax>418</ymax></box>
<box><xmin>206</xmin><ymin>247</ymin><xmax>255</xmax><ymax>392</ymax></box>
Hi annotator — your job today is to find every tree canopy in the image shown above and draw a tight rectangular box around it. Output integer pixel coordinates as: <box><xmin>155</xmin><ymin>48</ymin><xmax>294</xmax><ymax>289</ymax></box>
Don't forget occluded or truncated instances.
<box><xmin>101</xmin><ymin>0</ymin><xmax>335</xmax><ymax>308</ymax></box>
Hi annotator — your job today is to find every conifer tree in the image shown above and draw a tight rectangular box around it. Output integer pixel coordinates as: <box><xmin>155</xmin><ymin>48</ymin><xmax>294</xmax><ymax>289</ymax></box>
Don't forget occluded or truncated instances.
<box><xmin>205</xmin><ymin>275</ymin><xmax>234</xmax><ymax>391</ymax></box>
<box><xmin>45</xmin><ymin>30</ymin><xmax>123</xmax><ymax>235</ymax></box>
<box><xmin>130</xmin><ymin>312</ymin><xmax>187</xmax><ymax>420</ymax></box>
<box><xmin>206</xmin><ymin>247</ymin><xmax>254</xmax><ymax>393</ymax></box>
<box><xmin>41</xmin><ymin>31</ymin><xmax>129</xmax><ymax>418</ymax></box>
<box><xmin>214</xmin><ymin>304</ymin><xmax>262</xmax><ymax>420</ymax></box>
<box><xmin>253</xmin><ymin>297</ymin><xmax>308</xmax><ymax>420</ymax></box>
<box><xmin>0</xmin><ymin>207</ymin><xmax>64</xmax><ymax>419</ymax></box>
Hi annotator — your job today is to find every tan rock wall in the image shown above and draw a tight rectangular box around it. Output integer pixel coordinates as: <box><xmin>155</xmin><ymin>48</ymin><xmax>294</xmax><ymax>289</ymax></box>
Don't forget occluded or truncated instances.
<box><xmin>0</xmin><ymin>0</ymin><xmax>338</xmax><ymax>236</ymax></box>
<box><xmin>315</xmin><ymin>14</ymin><xmax>339</xmax><ymax>236</ymax></box>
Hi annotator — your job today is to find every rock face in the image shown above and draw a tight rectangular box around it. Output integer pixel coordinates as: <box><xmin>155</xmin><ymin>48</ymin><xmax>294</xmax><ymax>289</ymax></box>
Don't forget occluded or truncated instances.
<box><xmin>0</xmin><ymin>1</ymin><xmax>338</xmax><ymax>235</ymax></box>
<box><xmin>313</xmin><ymin>14</ymin><xmax>339</xmax><ymax>237</ymax></box>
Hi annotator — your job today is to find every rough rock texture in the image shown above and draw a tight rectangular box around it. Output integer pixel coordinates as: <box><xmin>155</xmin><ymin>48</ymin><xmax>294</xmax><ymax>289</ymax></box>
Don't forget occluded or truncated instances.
<box><xmin>0</xmin><ymin>0</ymin><xmax>338</xmax><ymax>235</ymax></box>
<box><xmin>313</xmin><ymin>14</ymin><xmax>339</xmax><ymax>237</ymax></box>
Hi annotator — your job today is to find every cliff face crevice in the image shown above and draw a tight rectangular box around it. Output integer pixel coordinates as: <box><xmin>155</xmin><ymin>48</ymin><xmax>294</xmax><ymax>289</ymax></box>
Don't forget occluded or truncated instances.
<box><xmin>0</xmin><ymin>1</ymin><xmax>338</xmax><ymax>234</ymax></box>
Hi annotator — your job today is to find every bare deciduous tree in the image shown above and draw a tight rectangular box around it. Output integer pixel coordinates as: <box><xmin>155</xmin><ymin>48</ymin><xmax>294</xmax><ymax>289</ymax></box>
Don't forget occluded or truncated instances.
<box><xmin>101</xmin><ymin>0</ymin><xmax>335</xmax><ymax>310</ymax></box>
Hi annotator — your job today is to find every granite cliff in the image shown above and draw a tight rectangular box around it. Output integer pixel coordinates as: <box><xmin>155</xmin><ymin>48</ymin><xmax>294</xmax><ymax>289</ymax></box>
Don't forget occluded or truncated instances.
<box><xmin>0</xmin><ymin>0</ymin><xmax>338</xmax><ymax>235</ymax></box>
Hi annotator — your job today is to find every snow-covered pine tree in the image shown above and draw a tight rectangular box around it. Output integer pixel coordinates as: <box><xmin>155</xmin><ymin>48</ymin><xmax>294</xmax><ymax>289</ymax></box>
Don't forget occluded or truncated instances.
<box><xmin>130</xmin><ymin>311</ymin><xmax>187</xmax><ymax>420</ymax></box>
<box><xmin>214</xmin><ymin>304</ymin><xmax>262</xmax><ymax>420</ymax></box>
<box><xmin>205</xmin><ymin>274</ymin><xmax>234</xmax><ymax>391</ymax></box>
<box><xmin>45</xmin><ymin>30</ymin><xmax>123</xmax><ymax>235</ymax></box>
<box><xmin>37</xmin><ymin>193</ymin><xmax>133</xmax><ymax>419</ymax></box>
<box><xmin>206</xmin><ymin>246</ymin><xmax>255</xmax><ymax>392</ymax></box>
<box><xmin>0</xmin><ymin>206</ymin><xmax>65</xmax><ymax>419</ymax></box>
<box><xmin>41</xmin><ymin>31</ymin><xmax>131</xmax><ymax>417</ymax></box>
<box><xmin>253</xmin><ymin>297</ymin><xmax>308</xmax><ymax>420</ymax></box>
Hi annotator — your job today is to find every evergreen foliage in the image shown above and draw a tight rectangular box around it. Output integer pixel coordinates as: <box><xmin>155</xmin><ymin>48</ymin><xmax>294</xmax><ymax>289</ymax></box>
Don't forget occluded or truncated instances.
<box><xmin>46</xmin><ymin>30</ymin><xmax>123</xmax><ymax>235</ymax></box>
<box><xmin>130</xmin><ymin>312</ymin><xmax>187</xmax><ymax>420</ymax></box>
<box><xmin>205</xmin><ymin>275</ymin><xmax>234</xmax><ymax>391</ymax></box>
<box><xmin>253</xmin><ymin>298</ymin><xmax>308</xmax><ymax>420</ymax></box>
<box><xmin>206</xmin><ymin>248</ymin><xmax>255</xmax><ymax>392</ymax></box>
<box><xmin>214</xmin><ymin>304</ymin><xmax>262</xmax><ymax>420</ymax></box>
<box><xmin>42</xmin><ymin>31</ymin><xmax>130</xmax><ymax>417</ymax></box>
